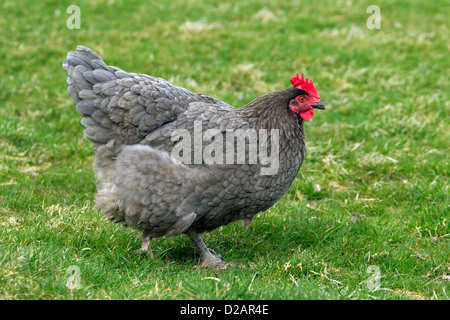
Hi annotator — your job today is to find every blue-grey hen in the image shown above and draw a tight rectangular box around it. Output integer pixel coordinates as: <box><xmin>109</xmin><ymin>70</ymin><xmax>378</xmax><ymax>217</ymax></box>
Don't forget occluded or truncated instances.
<box><xmin>63</xmin><ymin>46</ymin><xmax>325</xmax><ymax>268</ymax></box>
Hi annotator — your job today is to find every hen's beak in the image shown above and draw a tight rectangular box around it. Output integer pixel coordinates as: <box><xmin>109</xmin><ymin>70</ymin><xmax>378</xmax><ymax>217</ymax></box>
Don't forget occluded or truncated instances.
<box><xmin>311</xmin><ymin>102</ymin><xmax>326</xmax><ymax>110</ymax></box>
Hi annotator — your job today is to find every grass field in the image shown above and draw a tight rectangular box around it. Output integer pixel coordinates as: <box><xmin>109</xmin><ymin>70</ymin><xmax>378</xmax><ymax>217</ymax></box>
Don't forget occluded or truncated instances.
<box><xmin>0</xmin><ymin>0</ymin><xmax>449</xmax><ymax>300</ymax></box>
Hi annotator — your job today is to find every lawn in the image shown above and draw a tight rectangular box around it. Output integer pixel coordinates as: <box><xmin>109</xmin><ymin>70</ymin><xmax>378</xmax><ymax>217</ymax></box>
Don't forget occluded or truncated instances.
<box><xmin>0</xmin><ymin>0</ymin><xmax>448</xmax><ymax>300</ymax></box>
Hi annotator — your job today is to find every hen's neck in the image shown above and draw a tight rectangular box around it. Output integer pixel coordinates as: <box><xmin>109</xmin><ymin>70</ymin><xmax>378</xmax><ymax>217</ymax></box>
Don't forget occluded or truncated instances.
<box><xmin>238</xmin><ymin>88</ymin><xmax>305</xmax><ymax>143</ymax></box>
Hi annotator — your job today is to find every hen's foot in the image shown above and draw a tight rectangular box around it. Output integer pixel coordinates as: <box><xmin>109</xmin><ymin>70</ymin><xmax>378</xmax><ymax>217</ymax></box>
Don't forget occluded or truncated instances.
<box><xmin>188</xmin><ymin>232</ymin><xmax>242</xmax><ymax>269</ymax></box>
<box><xmin>134</xmin><ymin>233</ymin><xmax>153</xmax><ymax>258</ymax></box>
<box><xmin>197</xmin><ymin>249</ymin><xmax>242</xmax><ymax>269</ymax></box>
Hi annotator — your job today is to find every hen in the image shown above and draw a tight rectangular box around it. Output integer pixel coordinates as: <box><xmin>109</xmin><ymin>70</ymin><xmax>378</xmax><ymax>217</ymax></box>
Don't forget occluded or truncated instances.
<box><xmin>63</xmin><ymin>46</ymin><xmax>325</xmax><ymax>267</ymax></box>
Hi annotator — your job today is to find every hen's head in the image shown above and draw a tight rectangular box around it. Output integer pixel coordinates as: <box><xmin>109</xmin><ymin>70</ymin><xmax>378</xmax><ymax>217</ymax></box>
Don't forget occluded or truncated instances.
<box><xmin>288</xmin><ymin>73</ymin><xmax>325</xmax><ymax>121</ymax></box>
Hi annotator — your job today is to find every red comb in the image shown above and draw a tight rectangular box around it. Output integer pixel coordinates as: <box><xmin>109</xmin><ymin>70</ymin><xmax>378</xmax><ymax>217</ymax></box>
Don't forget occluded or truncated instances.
<box><xmin>290</xmin><ymin>73</ymin><xmax>320</xmax><ymax>100</ymax></box>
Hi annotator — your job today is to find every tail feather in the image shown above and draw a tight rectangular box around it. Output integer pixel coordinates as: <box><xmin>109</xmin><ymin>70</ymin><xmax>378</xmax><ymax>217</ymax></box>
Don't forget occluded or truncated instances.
<box><xmin>63</xmin><ymin>46</ymin><xmax>107</xmax><ymax>97</ymax></box>
<box><xmin>63</xmin><ymin>46</ymin><xmax>120</xmax><ymax>144</ymax></box>
<box><xmin>63</xmin><ymin>45</ymin><xmax>230</xmax><ymax>147</ymax></box>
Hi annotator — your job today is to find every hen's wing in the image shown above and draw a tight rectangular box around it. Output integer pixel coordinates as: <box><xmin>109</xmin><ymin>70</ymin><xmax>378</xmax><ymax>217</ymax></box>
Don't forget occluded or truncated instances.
<box><xmin>63</xmin><ymin>45</ymin><xmax>231</xmax><ymax>146</ymax></box>
<box><xmin>140</xmin><ymin>101</ymin><xmax>252</xmax><ymax>154</ymax></box>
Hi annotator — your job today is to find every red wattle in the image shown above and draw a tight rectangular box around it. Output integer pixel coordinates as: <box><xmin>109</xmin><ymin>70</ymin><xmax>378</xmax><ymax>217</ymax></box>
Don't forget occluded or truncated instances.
<box><xmin>300</xmin><ymin>108</ymin><xmax>314</xmax><ymax>121</ymax></box>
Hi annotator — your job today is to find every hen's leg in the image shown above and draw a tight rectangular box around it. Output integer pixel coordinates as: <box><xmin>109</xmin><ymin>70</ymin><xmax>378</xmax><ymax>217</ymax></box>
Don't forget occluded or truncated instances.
<box><xmin>188</xmin><ymin>232</ymin><xmax>237</xmax><ymax>269</ymax></box>
<box><xmin>134</xmin><ymin>232</ymin><xmax>153</xmax><ymax>258</ymax></box>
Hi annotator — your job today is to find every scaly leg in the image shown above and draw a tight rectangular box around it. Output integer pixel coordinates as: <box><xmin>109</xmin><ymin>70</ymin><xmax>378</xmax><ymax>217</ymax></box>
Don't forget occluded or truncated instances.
<box><xmin>134</xmin><ymin>232</ymin><xmax>153</xmax><ymax>258</ymax></box>
<box><xmin>188</xmin><ymin>232</ymin><xmax>240</xmax><ymax>269</ymax></box>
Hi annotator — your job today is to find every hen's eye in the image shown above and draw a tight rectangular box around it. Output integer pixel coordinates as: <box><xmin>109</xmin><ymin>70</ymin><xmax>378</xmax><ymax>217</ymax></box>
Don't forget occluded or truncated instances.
<box><xmin>299</xmin><ymin>96</ymin><xmax>305</xmax><ymax>102</ymax></box>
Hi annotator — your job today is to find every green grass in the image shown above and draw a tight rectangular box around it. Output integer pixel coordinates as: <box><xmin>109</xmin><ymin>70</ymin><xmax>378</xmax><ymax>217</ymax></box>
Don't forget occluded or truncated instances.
<box><xmin>0</xmin><ymin>0</ymin><xmax>449</xmax><ymax>300</ymax></box>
